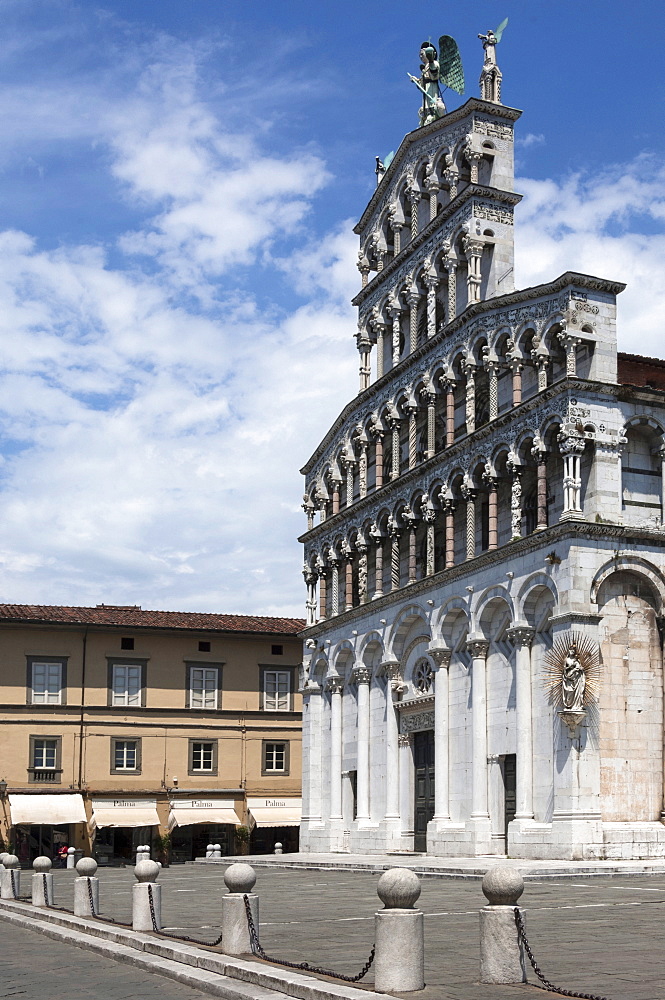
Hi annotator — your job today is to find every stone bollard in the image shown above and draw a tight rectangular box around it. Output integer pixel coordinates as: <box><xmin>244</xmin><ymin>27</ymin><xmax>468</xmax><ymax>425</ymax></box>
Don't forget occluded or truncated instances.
<box><xmin>133</xmin><ymin>860</ymin><xmax>161</xmax><ymax>931</ymax></box>
<box><xmin>479</xmin><ymin>867</ymin><xmax>526</xmax><ymax>984</ymax></box>
<box><xmin>206</xmin><ymin>843</ymin><xmax>214</xmax><ymax>859</ymax></box>
<box><xmin>0</xmin><ymin>851</ymin><xmax>9</xmax><ymax>869</ymax></box>
<box><xmin>66</xmin><ymin>847</ymin><xmax>76</xmax><ymax>869</ymax></box>
<box><xmin>221</xmin><ymin>863</ymin><xmax>258</xmax><ymax>955</ymax></box>
<box><xmin>32</xmin><ymin>856</ymin><xmax>54</xmax><ymax>907</ymax></box>
<box><xmin>74</xmin><ymin>857</ymin><xmax>100</xmax><ymax>917</ymax></box>
<box><xmin>273</xmin><ymin>842</ymin><xmax>283</xmax><ymax>855</ymax></box>
<box><xmin>212</xmin><ymin>843</ymin><xmax>222</xmax><ymax>859</ymax></box>
<box><xmin>374</xmin><ymin>868</ymin><xmax>424</xmax><ymax>993</ymax></box>
<box><xmin>0</xmin><ymin>855</ymin><xmax>20</xmax><ymax>899</ymax></box>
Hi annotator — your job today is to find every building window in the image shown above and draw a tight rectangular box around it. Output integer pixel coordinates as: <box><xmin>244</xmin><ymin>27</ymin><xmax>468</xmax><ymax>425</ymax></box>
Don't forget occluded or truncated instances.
<box><xmin>29</xmin><ymin>736</ymin><xmax>62</xmax><ymax>783</ymax></box>
<box><xmin>198</xmin><ymin>641</ymin><xmax>211</xmax><ymax>652</ymax></box>
<box><xmin>261</xmin><ymin>669</ymin><xmax>292</xmax><ymax>711</ymax></box>
<box><xmin>120</xmin><ymin>637</ymin><xmax>134</xmax><ymax>650</ymax></box>
<box><xmin>108</xmin><ymin>661</ymin><xmax>145</xmax><ymax>707</ymax></box>
<box><xmin>28</xmin><ymin>658</ymin><xmax>67</xmax><ymax>705</ymax></box>
<box><xmin>262</xmin><ymin>741</ymin><xmax>290</xmax><ymax>775</ymax></box>
<box><xmin>189</xmin><ymin>740</ymin><xmax>218</xmax><ymax>775</ymax></box>
<box><xmin>271</xmin><ymin>644</ymin><xmax>283</xmax><ymax>656</ymax></box>
<box><xmin>111</xmin><ymin>738</ymin><xmax>141</xmax><ymax>774</ymax></box>
<box><xmin>188</xmin><ymin>665</ymin><xmax>220</xmax><ymax>710</ymax></box>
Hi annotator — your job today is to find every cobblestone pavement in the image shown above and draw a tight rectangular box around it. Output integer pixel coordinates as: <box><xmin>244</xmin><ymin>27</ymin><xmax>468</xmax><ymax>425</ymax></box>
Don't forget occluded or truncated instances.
<box><xmin>8</xmin><ymin>865</ymin><xmax>665</xmax><ymax>1000</ymax></box>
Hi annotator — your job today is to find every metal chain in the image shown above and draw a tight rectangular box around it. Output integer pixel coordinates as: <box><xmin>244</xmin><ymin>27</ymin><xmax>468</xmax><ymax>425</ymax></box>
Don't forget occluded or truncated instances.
<box><xmin>86</xmin><ymin>877</ymin><xmax>96</xmax><ymax>917</ymax></box>
<box><xmin>42</xmin><ymin>873</ymin><xmax>49</xmax><ymax>907</ymax></box>
<box><xmin>514</xmin><ymin>907</ymin><xmax>612</xmax><ymax>1000</ymax></box>
<box><xmin>146</xmin><ymin>883</ymin><xmax>223</xmax><ymax>947</ymax></box>
<box><xmin>243</xmin><ymin>894</ymin><xmax>375</xmax><ymax>983</ymax></box>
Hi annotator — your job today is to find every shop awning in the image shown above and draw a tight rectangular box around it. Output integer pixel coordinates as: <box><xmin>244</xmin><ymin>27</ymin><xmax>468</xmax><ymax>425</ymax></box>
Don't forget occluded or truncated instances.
<box><xmin>90</xmin><ymin>798</ymin><xmax>160</xmax><ymax>830</ymax></box>
<box><xmin>9</xmin><ymin>794</ymin><xmax>87</xmax><ymax>826</ymax></box>
<box><xmin>167</xmin><ymin>800</ymin><xmax>242</xmax><ymax>830</ymax></box>
<box><xmin>247</xmin><ymin>797</ymin><xmax>301</xmax><ymax>828</ymax></box>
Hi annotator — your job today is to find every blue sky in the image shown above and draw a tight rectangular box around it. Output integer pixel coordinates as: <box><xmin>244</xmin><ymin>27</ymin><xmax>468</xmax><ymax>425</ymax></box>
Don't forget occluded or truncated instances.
<box><xmin>0</xmin><ymin>0</ymin><xmax>663</xmax><ymax>616</ymax></box>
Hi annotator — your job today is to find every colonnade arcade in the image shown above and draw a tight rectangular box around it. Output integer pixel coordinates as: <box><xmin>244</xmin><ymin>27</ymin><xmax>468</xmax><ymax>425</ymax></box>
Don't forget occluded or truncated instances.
<box><xmin>303</xmin><ymin>415</ymin><xmax>588</xmax><ymax>625</ymax></box>
<box><xmin>303</xmin><ymin>580</ymin><xmax>556</xmax><ymax>839</ymax></box>
<box><xmin>303</xmin><ymin>314</ymin><xmax>595</xmax><ymax>532</ymax></box>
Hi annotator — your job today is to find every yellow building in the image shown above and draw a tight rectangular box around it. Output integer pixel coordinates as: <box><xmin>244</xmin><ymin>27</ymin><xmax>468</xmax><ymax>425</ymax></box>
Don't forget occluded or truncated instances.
<box><xmin>0</xmin><ymin>604</ymin><xmax>303</xmax><ymax>864</ymax></box>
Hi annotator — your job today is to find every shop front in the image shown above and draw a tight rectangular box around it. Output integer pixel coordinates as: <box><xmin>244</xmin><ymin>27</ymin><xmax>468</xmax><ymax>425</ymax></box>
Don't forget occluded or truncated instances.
<box><xmin>90</xmin><ymin>798</ymin><xmax>160</xmax><ymax>865</ymax></box>
<box><xmin>168</xmin><ymin>799</ymin><xmax>242</xmax><ymax>862</ymax></box>
<box><xmin>8</xmin><ymin>794</ymin><xmax>88</xmax><ymax>866</ymax></box>
<box><xmin>247</xmin><ymin>797</ymin><xmax>301</xmax><ymax>854</ymax></box>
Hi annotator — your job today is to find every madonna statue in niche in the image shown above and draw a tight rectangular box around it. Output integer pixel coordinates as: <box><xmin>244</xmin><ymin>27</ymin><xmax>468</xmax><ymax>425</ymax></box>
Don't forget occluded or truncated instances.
<box><xmin>561</xmin><ymin>644</ymin><xmax>585</xmax><ymax>712</ymax></box>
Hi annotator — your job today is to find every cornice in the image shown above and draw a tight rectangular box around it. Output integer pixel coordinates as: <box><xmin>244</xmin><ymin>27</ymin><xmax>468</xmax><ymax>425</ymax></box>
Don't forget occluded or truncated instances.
<box><xmin>355</xmin><ymin>98</ymin><xmax>523</xmax><ymax>234</ymax></box>
<box><xmin>352</xmin><ymin>184</ymin><xmax>523</xmax><ymax>308</ymax></box>
<box><xmin>300</xmin><ymin>520</ymin><xmax>665</xmax><ymax>638</ymax></box>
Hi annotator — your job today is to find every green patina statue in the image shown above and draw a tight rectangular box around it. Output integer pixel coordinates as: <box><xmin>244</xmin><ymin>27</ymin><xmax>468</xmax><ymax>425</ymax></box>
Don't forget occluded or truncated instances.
<box><xmin>408</xmin><ymin>36</ymin><xmax>465</xmax><ymax>128</ymax></box>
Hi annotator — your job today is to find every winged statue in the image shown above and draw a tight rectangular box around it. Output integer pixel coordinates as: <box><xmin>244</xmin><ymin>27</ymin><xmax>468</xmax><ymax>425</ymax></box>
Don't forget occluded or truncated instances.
<box><xmin>478</xmin><ymin>18</ymin><xmax>508</xmax><ymax>103</ymax></box>
<box><xmin>408</xmin><ymin>36</ymin><xmax>464</xmax><ymax>128</ymax></box>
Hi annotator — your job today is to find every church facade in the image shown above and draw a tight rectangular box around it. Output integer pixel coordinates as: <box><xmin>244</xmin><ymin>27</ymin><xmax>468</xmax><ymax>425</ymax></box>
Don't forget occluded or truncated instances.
<box><xmin>298</xmin><ymin>41</ymin><xmax>665</xmax><ymax>860</ymax></box>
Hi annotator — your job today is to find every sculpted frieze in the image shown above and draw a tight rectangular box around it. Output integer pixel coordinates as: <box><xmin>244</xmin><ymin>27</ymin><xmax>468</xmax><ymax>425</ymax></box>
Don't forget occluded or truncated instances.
<box><xmin>473</xmin><ymin>118</ymin><xmax>514</xmax><ymax>141</ymax></box>
<box><xmin>474</xmin><ymin>204</ymin><xmax>514</xmax><ymax>225</ymax></box>
<box><xmin>400</xmin><ymin>708</ymin><xmax>436</xmax><ymax>734</ymax></box>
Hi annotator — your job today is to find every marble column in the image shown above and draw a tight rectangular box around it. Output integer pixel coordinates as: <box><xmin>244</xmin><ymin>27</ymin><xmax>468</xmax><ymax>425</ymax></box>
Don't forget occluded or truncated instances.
<box><xmin>318</xmin><ymin>571</ymin><xmax>328</xmax><ymax>621</ymax></box>
<box><xmin>468</xmin><ymin>639</ymin><xmax>490</xmax><ymax>820</ymax></box>
<box><xmin>375</xmin><ymin>323</ymin><xmax>386</xmax><ymax>380</ymax></box>
<box><xmin>382</xmin><ymin>662</ymin><xmax>403</xmax><ymax>822</ymax></box>
<box><xmin>464</xmin><ymin>365</ymin><xmax>476</xmax><ymax>434</ymax></box>
<box><xmin>371</xmin><ymin>527</ymin><xmax>384</xmax><ymax>599</ymax></box>
<box><xmin>344</xmin><ymin>554</ymin><xmax>353</xmax><ymax>612</ymax></box>
<box><xmin>424</xmin><ymin>391</ymin><xmax>436</xmax><ymax>459</ymax></box>
<box><xmin>331</xmin><ymin>479</ymin><xmax>341</xmax><ymax>516</ymax></box>
<box><xmin>443</xmin><ymin>498</ymin><xmax>456</xmax><ymax>568</ymax></box>
<box><xmin>407</xmin><ymin>523</ymin><xmax>417</xmax><ymax>585</ymax></box>
<box><xmin>559</xmin><ymin>434</ymin><xmax>585</xmax><ymax>517</ymax></box>
<box><xmin>510</xmin><ymin>359</ymin><xmax>523</xmax><ymax>407</ymax></box>
<box><xmin>462</xmin><ymin>485</ymin><xmax>476</xmax><ymax>560</ymax></box>
<box><xmin>430</xmin><ymin>649</ymin><xmax>452</xmax><ymax>820</ymax></box>
<box><xmin>330</xmin><ymin>557</ymin><xmax>340</xmax><ymax>616</ymax></box>
<box><xmin>345</xmin><ymin>460</ymin><xmax>355</xmax><ymax>508</ymax></box>
<box><xmin>327</xmin><ymin>677</ymin><xmax>344</xmax><ymax>821</ymax></box>
<box><xmin>486</xmin><ymin>361</ymin><xmax>499</xmax><ymax>421</ymax></box>
<box><xmin>353</xmin><ymin>667</ymin><xmax>371</xmax><ymax>822</ymax></box>
<box><xmin>424</xmin><ymin>275</ymin><xmax>438</xmax><ymax>338</ymax></box>
<box><xmin>389</xmin><ymin>523</ymin><xmax>401</xmax><ymax>591</ymax></box>
<box><xmin>389</xmin><ymin>418</ymin><xmax>401</xmax><ymax>480</ymax></box>
<box><xmin>389</xmin><ymin>305</ymin><xmax>401</xmax><ymax>367</ymax></box>
<box><xmin>406</xmin><ymin>404</ymin><xmax>418</xmax><ymax>470</ymax></box>
<box><xmin>302</xmin><ymin>681</ymin><xmax>323</xmax><ymax>825</ymax></box>
<box><xmin>407</xmin><ymin>291</ymin><xmax>420</xmax><ymax>354</ymax></box>
<box><xmin>534</xmin><ymin>448</ymin><xmax>548</xmax><ymax>530</ymax></box>
<box><xmin>510</xmin><ymin>465</ymin><xmax>523</xmax><ymax>539</ymax></box>
<box><xmin>444</xmin><ymin>259</ymin><xmax>457</xmax><ymax>322</ymax></box>
<box><xmin>441</xmin><ymin>378</ymin><xmax>455</xmax><ymax>446</ymax></box>
<box><xmin>374</xmin><ymin>432</ymin><xmax>384</xmax><ymax>489</ymax></box>
<box><xmin>423</xmin><ymin>507</ymin><xmax>436</xmax><ymax>576</ymax></box>
<box><xmin>357</xmin><ymin>542</ymin><xmax>369</xmax><ymax>604</ymax></box>
<box><xmin>507</xmin><ymin>626</ymin><xmax>535</xmax><ymax>822</ymax></box>
<box><xmin>357</xmin><ymin>441</ymin><xmax>368</xmax><ymax>499</ymax></box>
<box><xmin>487</xmin><ymin>477</ymin><xmax>498</xmax><ymax>550</ymax></box>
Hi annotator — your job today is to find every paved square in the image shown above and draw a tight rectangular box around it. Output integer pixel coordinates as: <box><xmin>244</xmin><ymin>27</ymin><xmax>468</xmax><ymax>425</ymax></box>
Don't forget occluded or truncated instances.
<box><xmin>7</xmin><ymin>865</ymin><xmax>665</xmax><ymax>999</ymax></box>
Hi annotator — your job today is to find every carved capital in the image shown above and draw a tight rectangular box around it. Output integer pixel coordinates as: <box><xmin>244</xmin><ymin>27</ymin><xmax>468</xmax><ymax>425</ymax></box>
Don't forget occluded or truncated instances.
<box><xmin>428</xmin><ymin>646</ymin><xmax>452</xmax><ymax>669</ymax></box>
<box><xmin>325</xmin><ymin>675</ymin><xmax>344</xmax><ymax>694</ymax></box>
<box><xmin>507</xmin><ymin>625</ymin><xmax>535</xmax><ymax>648</ymax></box>
<box><xmin>352</xmin><ymin>666</ymin><xmax>371</xmax><ymax>685</ymax></box>
<box><xmin>467</xmin><ymin>639</ymin><xmax>489</xmax><ymax>659</ymax></box>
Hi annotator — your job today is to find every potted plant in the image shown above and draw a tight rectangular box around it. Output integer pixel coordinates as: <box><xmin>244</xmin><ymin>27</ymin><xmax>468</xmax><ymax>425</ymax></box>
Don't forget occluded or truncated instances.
<box><xmin>234</xmin><ymin>825</ymin><xmax>250</xmax><ymax>856</ymax></box>
<box><xmin>153</xmin><ymin>833</ymin><xmax>171</xmax><ymax>867</ymax></box>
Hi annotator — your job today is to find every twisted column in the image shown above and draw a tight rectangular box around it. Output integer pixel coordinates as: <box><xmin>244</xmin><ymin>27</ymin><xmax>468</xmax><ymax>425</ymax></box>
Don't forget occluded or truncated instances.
<box><xmin>486</xmin><ymin>361</ymin><xmax>499</xmax><ymax>420</ymax></box>
<box><xmin>330</xmin><ymin>557</ymin><xmax>340</xmax><ymax>616</ymax></box>
<box><xmin>406</xmin><ymin>404</ymin><xmax>418</xmax><ymax>470</ymax></box>
<box><xmin>423</xmin><ymin>505</ymin><xmax>436</xmax><ymax>576</ymax></box>
<box><xmin>407</xmin><ymin>291</ymin><xmax>420</xmax><ymax>355</ymax></box>
<box><xmin>424</xmin><ymin>275</ymin><xmax>438</xmax><ymax>338</ymax></box>
<box><xmin>461</xmin><ymin>485</ymin><xmax>476</xmax><ymax>560</ymax></box>
<box><xmin>444</xmin><ymin>259</ymin><xmax>457</xmax><ymax>321</ymax></box>
<box><xmin>389</xmin><ymin>417</ymin><xmax>401</xmax><ymax>480</ymax></box>
<box><xmin>389</xmin><ymin>520</ymin><xmax>401</xmax><ymax>591</ymax></box>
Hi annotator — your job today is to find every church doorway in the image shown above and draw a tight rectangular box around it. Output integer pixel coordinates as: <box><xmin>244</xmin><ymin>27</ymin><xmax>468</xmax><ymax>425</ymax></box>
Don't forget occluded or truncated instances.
<box><xmin>502</xmin><ymin>753</ymin><xmax>516</xmax><ymax>848</ymax></box>
<box><xmin>413</xmin><ymin>729</ymin><xmax>435</xmax><ymax>852</ymax></box>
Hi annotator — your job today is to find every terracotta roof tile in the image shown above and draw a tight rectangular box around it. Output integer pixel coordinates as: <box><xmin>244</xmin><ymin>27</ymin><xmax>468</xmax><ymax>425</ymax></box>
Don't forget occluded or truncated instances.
<box><xmin>618</xmin><ymin>352</ymin><xmax>665</xmax><ymax>390</ymax></box>
<box><xmin>0</xmin><ymin>604</ymin><xmax>304</xmax><ymax>635</ymax></box>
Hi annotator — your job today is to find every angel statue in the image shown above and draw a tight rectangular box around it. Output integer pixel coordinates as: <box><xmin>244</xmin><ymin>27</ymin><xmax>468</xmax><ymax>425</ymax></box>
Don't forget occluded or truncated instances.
<box><xmin>561</xmin><ymin>644</ymin><xmax>586</xmax><ymax>713</ymax></box>
<box><xmin>478</xmin><ymin>18</ymin><xmax>508</xmax><ymax>104</ymax></box>
<box><xmin>408</xmin><ymin>36</ymin><xmax>464</xmax><ymax>128</ymax></box>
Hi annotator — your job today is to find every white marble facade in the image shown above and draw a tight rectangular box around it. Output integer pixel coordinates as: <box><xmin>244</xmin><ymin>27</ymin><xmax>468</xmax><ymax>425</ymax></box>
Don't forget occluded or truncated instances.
<box><xmin>298</xmin><ymin>89</ymin><xmax>665</xmax><ymax>860</ymax></box>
